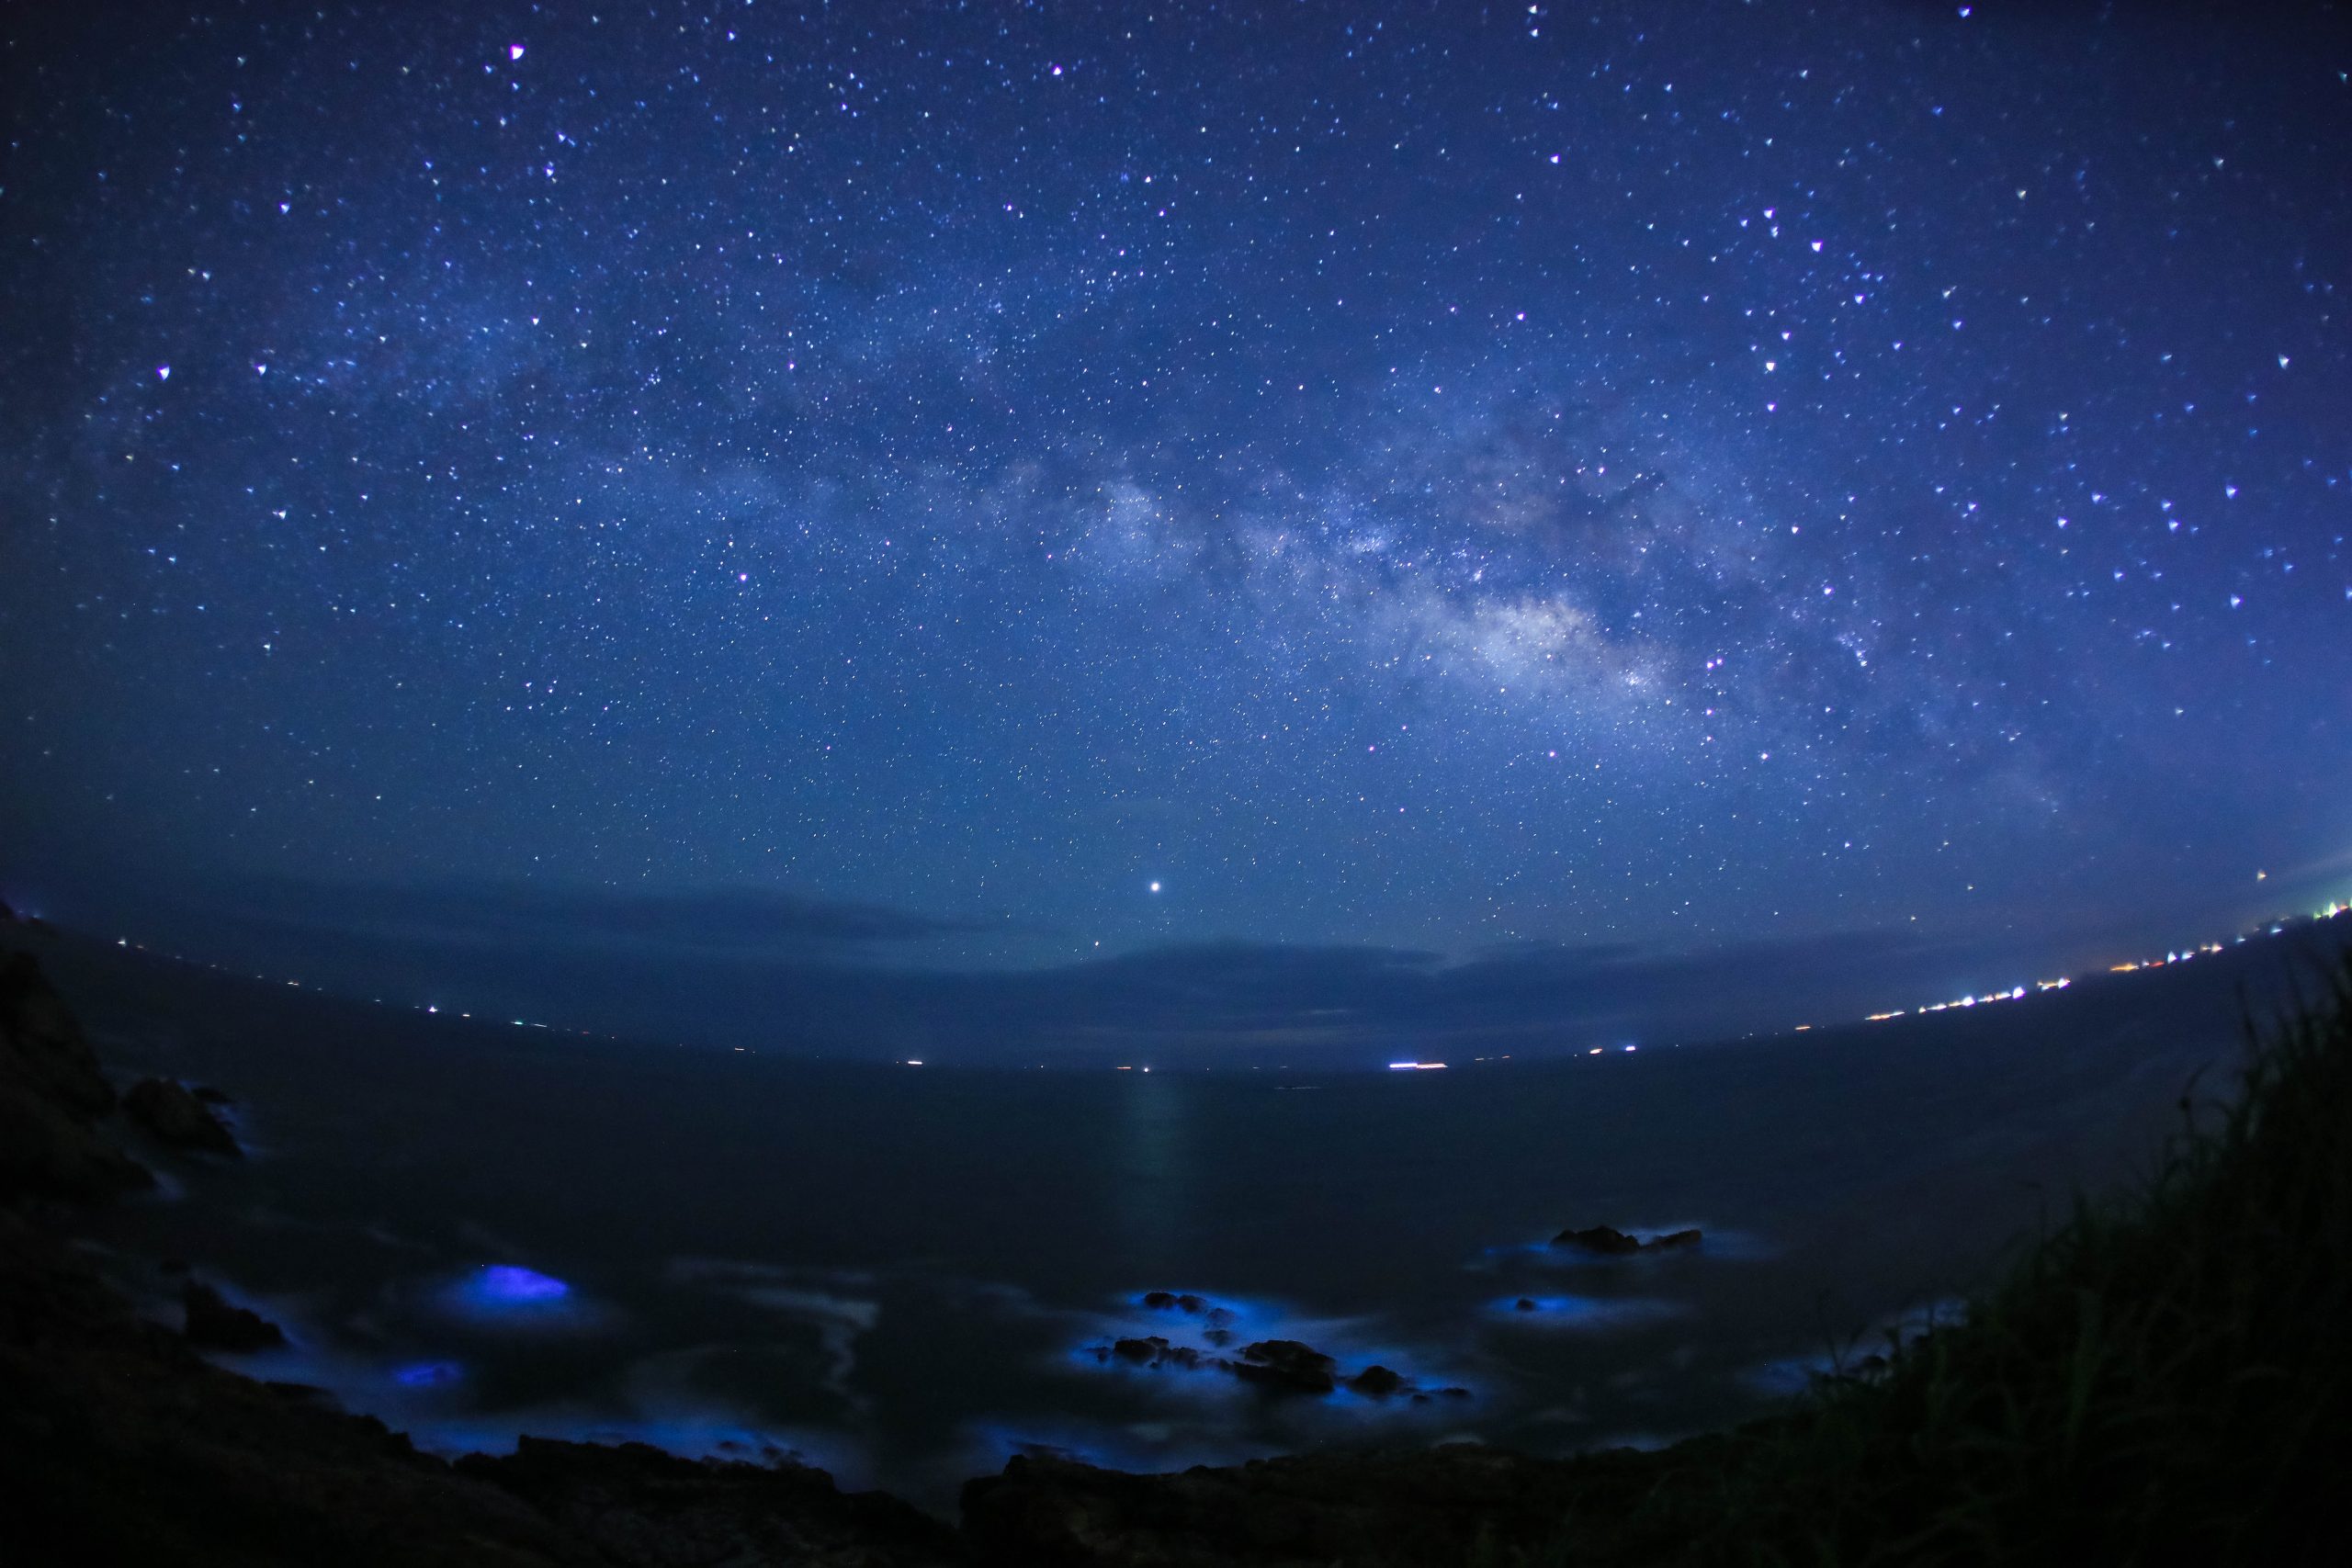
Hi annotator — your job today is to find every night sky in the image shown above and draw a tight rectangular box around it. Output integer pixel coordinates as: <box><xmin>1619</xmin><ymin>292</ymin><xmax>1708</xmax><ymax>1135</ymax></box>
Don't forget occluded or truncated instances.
<box><xmin>5</xmin><ymin>3</ymin><xmax>2350</xmax><ymax>1028</ymax></box>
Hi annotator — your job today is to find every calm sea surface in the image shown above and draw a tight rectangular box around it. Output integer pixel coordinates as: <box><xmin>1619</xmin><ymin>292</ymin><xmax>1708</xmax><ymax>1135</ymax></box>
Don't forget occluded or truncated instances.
<box><xmin>42</xmin><ymin>931</ymin><xmax>2328</xmax><ymax>1510</ymax></box>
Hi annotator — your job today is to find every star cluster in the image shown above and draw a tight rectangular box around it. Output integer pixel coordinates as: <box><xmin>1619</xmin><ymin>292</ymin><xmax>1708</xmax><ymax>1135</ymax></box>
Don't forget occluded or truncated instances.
<box><xmin>4</xmin><ymin>2</ymin><xmax>2348</xmax><ymax>969</ymax></box>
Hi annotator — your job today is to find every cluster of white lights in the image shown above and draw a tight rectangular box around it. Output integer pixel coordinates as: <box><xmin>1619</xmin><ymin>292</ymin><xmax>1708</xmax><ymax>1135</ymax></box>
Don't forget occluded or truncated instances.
<box><xmin>100</xmin><ymin>938</ymin><xmax>616</xmax><ymax>1041</ymax></box>
<box><xmin>1854</xmin><ymin>904</ymin><xmax>2349</xmax><ymax>1032</ymax></box>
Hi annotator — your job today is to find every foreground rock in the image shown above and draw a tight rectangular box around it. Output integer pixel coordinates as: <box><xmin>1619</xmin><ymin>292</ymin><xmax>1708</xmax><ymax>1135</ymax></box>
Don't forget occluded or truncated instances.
<box><xmin>182</xmin><ymin>1279</ymin><xmax>288</xmax><ymax>1351</ymax></box>
<box><xmin>462</xmin><ymin>1438</ymin><xmax>965</xmax><ymax>1567</ymax></box>
<box><xmin>0</xmin><ymin>953</ymin><xmax>114</xmax><ymax>1115</ymax></box>
<box><xmin>0</xmin><ymin>953</ymin><xmax>152</xmax><ymax>1203</ymax></box>
<box><xmin>124</xmin><ymin>1076</ymin><xmax>243</xmax><ymax>1156</ymax></box>
<box><xmin>1</xmin><ymin>1204</ymin><xmax>968</xmax><ymax>1566</ymax></box>
<box><xmin>960</xmin><ymin>1444</ymin><xmax>1677</xmax><ymax>1567</ymax></box>
<box><xmin>0</xmin><ymin>1206</ymin><xmax>594</xmax><ymax>1565</ymax></box>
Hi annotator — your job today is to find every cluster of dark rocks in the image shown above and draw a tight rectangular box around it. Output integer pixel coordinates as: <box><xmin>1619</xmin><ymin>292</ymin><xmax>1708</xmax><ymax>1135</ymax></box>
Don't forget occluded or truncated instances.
<box><xmin>1102</xmin><ymin>1295</ymin><xmax>1473</xmax><ymax>1403</ymax></box>
<box><xmin>1552</xmin><ymin>1224</ymin><xmax>1703</xmax><ymax>1255</ymax></box>
<box><xmin>1137</xmin><ymin>1287</ymin><xmax>1238</xmax><ymax>1345</ymax></box>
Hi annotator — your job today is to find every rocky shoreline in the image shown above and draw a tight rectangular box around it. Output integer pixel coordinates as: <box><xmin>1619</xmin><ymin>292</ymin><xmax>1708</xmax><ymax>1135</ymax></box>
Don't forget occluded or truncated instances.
<box><xmin>3</xmin><ymin>933</ymin><xmax>1676</xmax><ymax>1566</ymax></box>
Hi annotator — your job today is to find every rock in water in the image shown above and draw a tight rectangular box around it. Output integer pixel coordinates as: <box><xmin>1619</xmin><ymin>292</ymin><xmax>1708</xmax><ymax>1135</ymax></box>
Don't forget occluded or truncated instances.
<box><xmin>1551</xmin><ymin>1224</ymin><xmax>1702</xmax><ymax>1254</ymax></box>
<box><xmin>1234</xmin><ymin>1339</ymin><xmax>1338</xmax><ymax>1395</ymax></box>
<box><xmin>183</xmin><ymin>1280</ymin><xmax>288</xmax><ymax>1351</ymax></box>
<box><xmin>1140</xmin><ymin>1290</ymin><xmax>1207</xmax><ymax>1312</ymax></box>
<box><xmin>124</xmin><ymin>1077</ymin><xmax>243</xmax><ymax>1156</ymax></box>
<box><xmin>1349</xmin><ymin>1365</ymin><xmax>1404</xmax><ymax>1397</ymax></box>
<box><xmin>1553</xmin><ymin>1224</ymin><xmax>1643</xmax><ymax>1255</ymax></box>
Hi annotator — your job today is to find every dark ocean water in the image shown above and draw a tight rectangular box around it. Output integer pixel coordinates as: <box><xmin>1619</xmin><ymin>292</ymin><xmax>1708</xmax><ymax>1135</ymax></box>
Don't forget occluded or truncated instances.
<box><xmin>39</xmin><ymin>928</ymin><xmax>2338</xmax><ymax>1511</ymax></box>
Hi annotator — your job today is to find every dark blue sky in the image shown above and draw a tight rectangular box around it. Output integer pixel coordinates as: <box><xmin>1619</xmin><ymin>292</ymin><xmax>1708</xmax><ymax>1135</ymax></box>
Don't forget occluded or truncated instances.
<box><xmin>4</xmin><ymin>2</ymin><xmax>2349</xmax><ymax>1033</ymax></box>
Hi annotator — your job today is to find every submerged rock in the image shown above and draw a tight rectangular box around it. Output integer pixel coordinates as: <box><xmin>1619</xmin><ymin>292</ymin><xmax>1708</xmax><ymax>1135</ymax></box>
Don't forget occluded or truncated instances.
<box><xmin>183</xmin><ymin>1280</ymin><xmax>287</xmax><ymax>1352</ymax></box>
<box><xmin>1349</xmin><ymin>1365</ymin><xmax>1404</xmax><ymax>1398</ymax></box>
<box><xmin>1652</xmin><ymin>1227</ymin><xmax>1703</xmax><ymax>1250</ymax></box>
<box><xmin>124</xmin><ymin>1077</ymin><xmax>242</xmax><ymax>1157</ymax></box>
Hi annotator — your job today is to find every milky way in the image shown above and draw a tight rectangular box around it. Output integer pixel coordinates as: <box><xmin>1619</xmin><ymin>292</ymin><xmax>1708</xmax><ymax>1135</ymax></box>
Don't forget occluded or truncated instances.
<box><xmin>4</xmin><ymin>3</ymin><xmax>2348</xmax><ymax>975</ymax></box>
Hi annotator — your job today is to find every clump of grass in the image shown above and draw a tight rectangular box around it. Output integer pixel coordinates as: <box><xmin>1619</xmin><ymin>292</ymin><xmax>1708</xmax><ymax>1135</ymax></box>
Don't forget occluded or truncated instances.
<box><xmin>1479</xmin><ymin>955</ymin><xmax>2352</xmax><ymax>1567</ymax></box>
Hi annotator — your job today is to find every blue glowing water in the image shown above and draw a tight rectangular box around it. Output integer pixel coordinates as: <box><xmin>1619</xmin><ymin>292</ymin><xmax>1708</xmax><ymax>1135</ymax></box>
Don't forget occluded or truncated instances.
<box><xmin>472</xmin><ymin>1265</ymin><xmax>569</xmax><ymax>1304</ymax></box>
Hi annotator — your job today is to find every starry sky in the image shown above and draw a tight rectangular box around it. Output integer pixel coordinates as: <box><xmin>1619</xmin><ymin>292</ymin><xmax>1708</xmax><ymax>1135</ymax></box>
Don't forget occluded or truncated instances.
<box><xmin>4</xmin><ymin>2</ymin><xmax>2350</xmax><ymax>1023</ymax></box>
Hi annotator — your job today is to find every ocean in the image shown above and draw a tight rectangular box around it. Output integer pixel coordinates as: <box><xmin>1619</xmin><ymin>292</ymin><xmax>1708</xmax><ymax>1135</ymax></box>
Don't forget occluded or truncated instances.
<box><xmin>40</xmin><ymin>927</ymin><xmax>2328</xmax><ymax>1512</ymax></box>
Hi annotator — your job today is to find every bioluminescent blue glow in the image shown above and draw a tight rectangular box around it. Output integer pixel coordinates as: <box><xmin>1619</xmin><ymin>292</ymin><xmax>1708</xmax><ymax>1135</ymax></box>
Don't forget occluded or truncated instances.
<box><xmin>392</xmin><ymin>1359</ymin><xmax>464</xmax><ymax>1388</ymax></box>
<box><xmin>436</xmin><ymin>1264</ymin><xmax>586</xmax><ymax>1326</ymax></box>
<box><xmin>476</xmin><ymin>1265</ymin><xmax>569</xmax><ymax>1303</ymax></box>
